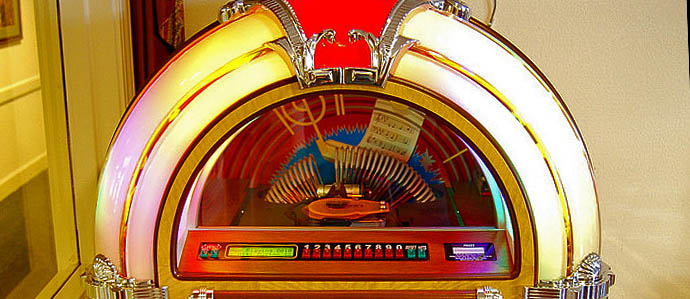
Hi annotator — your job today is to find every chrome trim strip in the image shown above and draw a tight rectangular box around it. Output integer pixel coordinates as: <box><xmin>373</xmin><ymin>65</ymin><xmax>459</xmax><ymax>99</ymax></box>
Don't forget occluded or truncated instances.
<box><xmin>477</xmin><ymin>286</ymin><xmax>504</xmax><ymax>299</ymax></box>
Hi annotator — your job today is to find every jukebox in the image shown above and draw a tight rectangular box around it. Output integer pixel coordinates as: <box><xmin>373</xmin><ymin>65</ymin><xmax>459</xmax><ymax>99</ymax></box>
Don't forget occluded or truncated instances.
<box><xmin>83</xmin><ymin>0</ymin><xmax>615</xmax><ymax>298</ymax></box>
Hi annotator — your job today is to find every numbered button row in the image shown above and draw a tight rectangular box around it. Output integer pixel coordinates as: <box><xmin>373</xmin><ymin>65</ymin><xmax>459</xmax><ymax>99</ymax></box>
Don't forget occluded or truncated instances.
<box><xmin>298</xmin><ymin>243</ymin><xmax>428</xmax><ymax>260</ymax></box>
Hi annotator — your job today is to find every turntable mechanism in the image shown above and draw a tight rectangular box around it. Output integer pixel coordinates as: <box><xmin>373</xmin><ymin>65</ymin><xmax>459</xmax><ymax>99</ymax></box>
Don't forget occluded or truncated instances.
<box><xmin>267</xmin><ymin>145</ymin><xmax>436</xmax><ymax>224</ymax></box>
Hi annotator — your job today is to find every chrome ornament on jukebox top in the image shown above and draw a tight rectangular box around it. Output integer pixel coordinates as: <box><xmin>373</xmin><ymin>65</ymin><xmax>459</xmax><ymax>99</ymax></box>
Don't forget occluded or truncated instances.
<box><xmin>85</xmin><ymin>0</ymin><xmax>615</xmax><ymax>298</ymax></box>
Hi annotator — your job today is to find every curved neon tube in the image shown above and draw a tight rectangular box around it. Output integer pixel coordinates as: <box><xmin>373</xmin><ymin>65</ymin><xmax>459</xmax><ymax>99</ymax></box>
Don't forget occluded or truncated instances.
<box><xmin>394</xmin><ymin>53</ymin><xmax>567</xmax><ymax>278</ymax></box>
<box><xmin>398</xmin><ymin>10</ymin><xmax>598</xmax><ymax>279</ymax></box>
<box><xmin>126</xmin><ymin>53</ymin><xmax>291</xmax><ymax>279</ymax></box>
<box><xmin>96</xmin><ymin>11</ymin><xmax>286</xmax><ymax>274</ymax></box>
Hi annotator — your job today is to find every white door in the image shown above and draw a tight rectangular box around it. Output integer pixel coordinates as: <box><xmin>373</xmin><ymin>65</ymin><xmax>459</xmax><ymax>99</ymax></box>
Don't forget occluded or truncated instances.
<box><xmin>0</xmin><ymin>0</ymin><xmax>80</xmax><ymax>297</ymax></box>
<box><xmin>0</xmin><ymin>0</ymin><xmax>133</xmax><ymax>297</ymax></box>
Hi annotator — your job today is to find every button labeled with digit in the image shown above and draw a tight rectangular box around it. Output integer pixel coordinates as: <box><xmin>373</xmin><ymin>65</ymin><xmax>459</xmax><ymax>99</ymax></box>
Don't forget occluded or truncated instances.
<box><xmin>301</xmin><ymin>244</ymin><xmax>311</xmax><ymax>259</ymax></box>
<box><xmin>385</xmin><ymin>244</ymin><xmax>394</xmax><ymax>259</ymax></box>
<box><xmin>312</xmin><ymin>244</ymin><xmax>322</xmax><ymax>259</ymax></box>
<box><xmin>333</xmin><ymin>244</ymin><xmax>342</xmax><ymax>259</ymax></box>
<box><xmin>343</xmin><ymin>244</ymin><xmax>353</xmax><ymax>259</ymax></box>
<box><xmin>323</xmin><ymin>244</ymin><xmax>332</xmax><ymax>259</ymax></box>
<box><xmin>364</xmin><ymin>244</ymin><xmax>374</xmax><ymax>259</ymax></box>
<box><xmin>374</xmin><ymin>244</ymin><xmax>384</xmax><ymax>259</ymax></box>
<box><xmin>354</xmin><ymin>244</ymin><xmax>363</xmax><ymax>259</ymax></box>
<box><xmin>395</xmin><ymin>244</ymin><xmax>405</xmax><ymax>259</ymax></box>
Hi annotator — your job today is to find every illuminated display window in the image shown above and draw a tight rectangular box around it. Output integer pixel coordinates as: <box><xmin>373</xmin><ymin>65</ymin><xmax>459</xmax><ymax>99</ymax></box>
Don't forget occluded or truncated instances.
<box><xmin>188</xmin><ymin>92</ymin><xmax>510</xmax><ymax>230</ymax></box>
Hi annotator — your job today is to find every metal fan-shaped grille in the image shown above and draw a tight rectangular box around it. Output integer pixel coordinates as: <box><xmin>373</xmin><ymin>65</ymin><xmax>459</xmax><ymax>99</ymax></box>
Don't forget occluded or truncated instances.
<box><xmin>334</xmin><ymin>146</ymin><xmax>434</xmax><ymax>203</ymax></box>
<box><xmin>265</xmin><ymin>154</ymin><xmax>323</xmax><ymax>204</ymax></box>
<box><xmin>265</xmin><ymin>146</ymin><xmax>434</xmax><ymax>204</ymax></box>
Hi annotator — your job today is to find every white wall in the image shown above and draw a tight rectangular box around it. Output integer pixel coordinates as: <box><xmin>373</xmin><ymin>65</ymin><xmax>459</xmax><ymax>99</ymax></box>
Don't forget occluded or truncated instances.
<box><xmin>183</xmin><ymin>1</ymin><xmax>690</xmax><ymax>298</ymax></box>
<box><xmin>184</xmin><ymin>0</ymin><xmax>225</xmax><ymax>38</ymax></box>
<box><xmin>0</xmin><ymin>0</ymin><xmax>57</xmax><ymax>296</ymax></box>
<box><xmin>492</xmin><ymin>2</ymin><xmax>690</xmax><ymax>298</ymax></box>
<box><xmin>0</xmin><ymin>0</ymin><xmax>46</xmax><ymax>202</ymax></box>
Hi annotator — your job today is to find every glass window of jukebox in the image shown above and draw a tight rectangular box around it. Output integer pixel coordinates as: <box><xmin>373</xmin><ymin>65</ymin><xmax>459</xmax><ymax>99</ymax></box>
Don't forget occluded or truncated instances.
<box><xmin>178</xmin><ymin>90</ymin><xmax>515</xmax><ymax>236</ymax></box>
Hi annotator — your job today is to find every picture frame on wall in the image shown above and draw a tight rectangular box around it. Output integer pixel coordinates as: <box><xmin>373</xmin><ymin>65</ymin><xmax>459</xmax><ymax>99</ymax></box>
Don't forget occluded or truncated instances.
<box><xmin>0</xmin><ymin>0</ymin><xmax>21</xmax><ymax>43</ymax></box>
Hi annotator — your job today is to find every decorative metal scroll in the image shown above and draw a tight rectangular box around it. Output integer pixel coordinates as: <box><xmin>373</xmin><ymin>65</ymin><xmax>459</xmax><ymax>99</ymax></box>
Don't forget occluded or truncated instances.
<box><xmin>82</xmin><ymin>255</ymin><xmax>168</xmax><ymax>299</ymax></box>
<box><xmin>218</xmin><ymin>0</ymin><xmax>472</xmax><ymax>88</ymax></box>
<box><xmin>524</xmin><ymin>253</ymin><xmax>616</xmax><ymax>299</ymax></box>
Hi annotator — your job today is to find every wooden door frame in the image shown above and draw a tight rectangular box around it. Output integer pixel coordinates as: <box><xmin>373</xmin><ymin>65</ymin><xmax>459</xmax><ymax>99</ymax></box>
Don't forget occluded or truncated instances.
<box><xmin>32</xmin><ymin>0</ymin><xmax>135</xmax><ymax>297</ymax></box>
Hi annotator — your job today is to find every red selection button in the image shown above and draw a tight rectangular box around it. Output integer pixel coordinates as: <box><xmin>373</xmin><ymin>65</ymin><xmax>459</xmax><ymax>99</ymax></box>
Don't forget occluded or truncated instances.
<box><xmin>301</xmin><ymin>244</ymin><xmax>311</xmax><ymax>259</ymax></box>
<box><xmin>364</xmin><ymin>244</ymin><xmax>374</xmax><ymax>259</ymax></box>
<box><xmin>354</xmin><ymin>244</ymin><xmax>363</xmax><ymax>259</ymax></box>
<box><xmin>333</xmin><ymin>244</ymin><xmax>342</xmax><ymax>259</ymax></box>
<box><xmin>395</xmin><ymin>244</ymin><xmax>405</xmax><ymax>259</ymax></box>
<box><xmin>322</xmin><ymin>244</ymin><xmax>331</xmax><ymax>259</ymax></box>
<box><xmin>385</xmin><ymin>244</ymin><xmax>394</xmax><ymax>259</ymax></box>
<box><xmin>344</xmin><ymin>244</ymin><xmax>353</xmax><ymax>259</ymax></box>
<box><xmin>374</xmin><ymin>244</ymin><xmax>384</xmax><ymax>259</ymax></box>
<box><xmin>312</xmin><ymin>245</ymin><xmax>321</xmax><ymax>259</ymax></box>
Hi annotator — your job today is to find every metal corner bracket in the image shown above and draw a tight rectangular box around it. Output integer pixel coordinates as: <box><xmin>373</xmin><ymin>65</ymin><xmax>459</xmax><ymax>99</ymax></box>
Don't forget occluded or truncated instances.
<box><xmin>477</xmin><ymin>286</ymin><xmax>503</xmax><ymax>299</ymax></box>
<box><xmin>218</xmin><ymin>0</ymin><xmax>471</xmax><ymax>88</ymax></box>
<box><xmin>82</xmin><ymin>254</ymin><xmax>168</xmax><ymax>299</ymax></box>
<box><xmin>524</xmin><ymin>253</ymin><xmax>616</xmax><ymax>299</ymax></box>
<box><xmin>189</xmin><ymin>288</ymin><xmax>214</xmax><ymax>299</ymax></box>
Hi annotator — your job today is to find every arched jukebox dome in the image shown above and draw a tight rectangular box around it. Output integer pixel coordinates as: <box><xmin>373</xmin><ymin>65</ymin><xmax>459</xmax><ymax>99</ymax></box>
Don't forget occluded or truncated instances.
<box><xmin>87</xmin><ymin>0</ymin><xmax>615</xmax><ymax>298</ymax></box>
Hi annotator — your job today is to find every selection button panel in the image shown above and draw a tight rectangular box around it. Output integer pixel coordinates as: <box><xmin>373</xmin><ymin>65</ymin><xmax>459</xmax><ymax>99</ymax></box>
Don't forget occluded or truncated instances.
<box><xmin>297</xmin><ymin>243</ymin><xmax>428</xmax><ymax>261</ymax></box>
<box><xmin>199</xmin><ymin>243</ymin><xmax>429</xmax><ymax>261</ymax></box>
